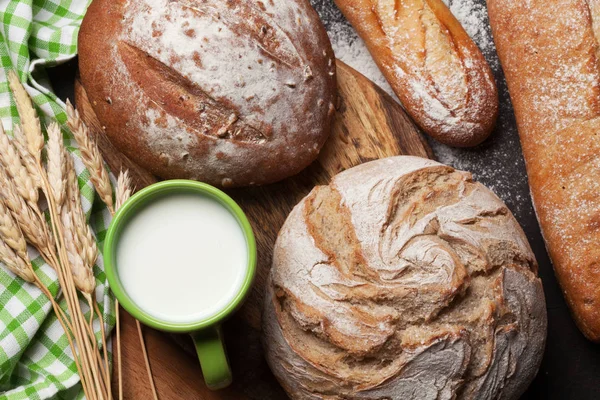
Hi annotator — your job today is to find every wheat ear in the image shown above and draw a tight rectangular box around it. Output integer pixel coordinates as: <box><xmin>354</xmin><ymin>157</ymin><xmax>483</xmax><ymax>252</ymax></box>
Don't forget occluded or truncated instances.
<box><xmin>0</xmin><ymin>124</ymin><xmax>38</xmax><ymax>205</ymax></box>
<box><xmin>0</xmin><ymin>199</ymin><xmax>28</xmax><ymax>260</ymax></box>
<box><xmin>61</xmin><ymin>210</ymin><xmax>95</xmax><ymax>294</ymax></box>
<box><xmin>5</xmin><ymin>78</ymin><xmax>54</xmax><ymax>262</ymax></box>
<box><xmin>46</xmin><ymin>123</ymin><xmax>66</xmax><ymax>211</ymax></box>
<box><xmin>64</xmin><ymin>151</ymin><xmax>98</xmax><ymax>270</ymax></box>
<box><xmin>115</xmin><ymin>171</ymin><xmax>132</xmax><ymax>211</ymax></box>
<box><xmin>0</xmin><ymin>169</ymin><xmax>53</xmax><ymax>261</ymax></box>
<box><xmin>66</xmin><ymin>100</ymin><xmax>114</xmax><ymax>214</ymax></box>
<box><xmin>0</xmin><ymin>239</ymin><xmax>33</xmax><ymax>282</ymax></box>
<box><xmin>61</xmin><ymin>166</ymin><xmax>106</xmax><ymax>392</ymax></box>
<box><xmin>63</xmin><ymin>106</ymin><xmax>114</xmax><ymax>395</ymax></box>
<box><xmin>13</xmin><ymin>124</ymin><xmax>42</xmax><ymax>188</ymax></box>
<box><xmin>7</xmin><ymin>71</ymin><xmax>44</xmax><ymax>163</ymax></box>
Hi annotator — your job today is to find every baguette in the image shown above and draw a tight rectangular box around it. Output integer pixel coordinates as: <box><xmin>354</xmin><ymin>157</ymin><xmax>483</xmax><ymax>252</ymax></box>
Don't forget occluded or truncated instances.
<box><xmin>334</xmin><ymin>0</ymin><xmax>499</xmax><ymax>147</ymax></box>
<box><xmin>488</xmin><ymin>0</ymin><xmax>600</xmax><ymax>340</ymax></box>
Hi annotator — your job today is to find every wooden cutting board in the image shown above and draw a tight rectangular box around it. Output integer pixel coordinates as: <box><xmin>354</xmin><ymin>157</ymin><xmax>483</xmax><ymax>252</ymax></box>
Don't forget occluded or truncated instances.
<box><xmin>74</xmin><ymin>60</ymin><xmax>433</xmax><ymax>399</ymax></box>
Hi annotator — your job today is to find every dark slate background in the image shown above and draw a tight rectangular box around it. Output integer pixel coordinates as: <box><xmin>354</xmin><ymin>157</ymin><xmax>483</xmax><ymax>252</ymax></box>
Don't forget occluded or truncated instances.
<box><xmin>48</xmin><ymin>0</ymin><xmax>600</xmax><ymax>398</ymax></box>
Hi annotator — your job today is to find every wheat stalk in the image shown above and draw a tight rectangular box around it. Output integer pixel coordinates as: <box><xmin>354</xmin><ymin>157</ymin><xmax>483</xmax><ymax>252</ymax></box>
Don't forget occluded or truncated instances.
<box><xmin>114</xmin><ymin>170</ymin><xmax>133</xmax><ymax>400</ymax></box>
<box><xmin>63</xmin><ymin>106</ymin><xmax>116</xmax><ymax>398</ymax></box>
<box><xmin>60</xmin><ymin>174</ymin><xmax>96</xmax><ymax>295</ymax></box>
<box><xmin>0</xmin><ymin>124</ymin><xmax>38</xmax><ymax>206</ymax></box>
<box><xmin>54</xmin><ymin>125</ymin><xmax>110</xmax><ymax>399</ymax></box>
<box><xmin>42</xmin><ymin>168</ymin><xmax>106</xmax><ymax>400</ymax></box>
<box><xmin>8</xmin><ymin>78</ymin><xmax>105</xmax><ymax>399</ymax></box>
<box><xmin>113</xmin><ymin>170</ymin><xmax>160</xmax><ymax>400</ymax></box>
<box><xmin>61</xmin><ymin>154</ymin><xmax>108</xmax><ymax>394</ymax></box>
<box><xmin>56</xmin><ymin>116</ymin><xmax>115</xmax><ymax>399</ymax></box>
<box><xmin>0</xmin><ymin>114</ymin><xmax>87</xmax><ymax>384</ymax></box>
<box><xmin>66</xmin><ymin>100</ymin><xmax>114</xmax><ymax>214</ymax></box>
<box><xmin>114</xmin><ymin>170</ymin><xmax>132</xmax><ymax>400</ymax></box>
<box><xmin>50</xmin><ymin>128</ymin><xmax>98</xmax><ymax>294</ymax></box>
<box><xmin>41</xmin><ymin>176</ymin><xmax>104</xmax><ymax>400</ymax></box>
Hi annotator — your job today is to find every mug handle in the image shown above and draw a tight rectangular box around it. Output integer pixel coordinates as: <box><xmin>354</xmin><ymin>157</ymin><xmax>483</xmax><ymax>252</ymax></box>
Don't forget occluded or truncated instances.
<box><xmin>192</xmin><ymin>326</ymin><xmax>232</xmax><ymax>390</ymax></box>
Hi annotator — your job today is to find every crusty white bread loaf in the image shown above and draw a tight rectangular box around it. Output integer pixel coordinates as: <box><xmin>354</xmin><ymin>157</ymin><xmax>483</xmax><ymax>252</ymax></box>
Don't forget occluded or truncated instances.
<box><xmin>333</xmin><ymin>0</ymin><xmax>498</xmax><ymax>147</ymax></box>
<box><xmin>78</xmin><ymin>0</ymin><xmax>337</xmax><ymax>188</ymax></box>
<box><xmin>263</xmin><ymin>156</ymin><xmax>547</xmax><ymax>399</ymax></box>
<box><xmin>488</xmin><ymin>0</ymin><xmax>600</xmax><ymax>341</ymax></box>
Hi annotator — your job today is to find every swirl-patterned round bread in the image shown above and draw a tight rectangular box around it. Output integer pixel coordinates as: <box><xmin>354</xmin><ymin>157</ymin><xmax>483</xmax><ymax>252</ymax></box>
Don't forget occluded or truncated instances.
<box><xmin>263</xmin><ymin>156</ymin><xmax>547</xmax><ymax>400</ymax></box>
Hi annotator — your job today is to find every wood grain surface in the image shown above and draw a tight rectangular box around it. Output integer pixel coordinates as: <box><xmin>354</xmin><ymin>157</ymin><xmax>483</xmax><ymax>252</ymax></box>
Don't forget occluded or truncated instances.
<box><xmin>75</xmin><ymin>60</ymin><xmax>433</xmax><ymax>399</ymax></box>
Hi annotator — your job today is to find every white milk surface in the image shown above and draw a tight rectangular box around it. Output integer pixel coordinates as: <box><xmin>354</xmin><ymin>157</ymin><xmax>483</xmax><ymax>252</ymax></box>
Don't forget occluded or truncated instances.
<box><xmin>116</xmin><ymin>193</ymin><xmax>248</xmax><ymax>323</ymax></box>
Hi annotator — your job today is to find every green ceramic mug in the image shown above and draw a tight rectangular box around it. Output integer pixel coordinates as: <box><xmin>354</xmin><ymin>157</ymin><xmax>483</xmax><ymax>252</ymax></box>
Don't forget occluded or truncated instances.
<box><xmin>104</xmin><ymin>180</ymin><xmax>257</xmax><ymax>390</ymax></box>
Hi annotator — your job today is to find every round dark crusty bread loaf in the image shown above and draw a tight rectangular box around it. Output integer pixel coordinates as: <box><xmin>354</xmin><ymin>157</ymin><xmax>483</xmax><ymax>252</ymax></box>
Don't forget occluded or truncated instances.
<box><xmin>263</xmin><ymin>156</ymin><xmax>547</xmax><ymax>399</ymax></box>
<box><xmin>78</xmin><ymin>0</ymin><xmax>337</xmax><ymax>187</ymax></box>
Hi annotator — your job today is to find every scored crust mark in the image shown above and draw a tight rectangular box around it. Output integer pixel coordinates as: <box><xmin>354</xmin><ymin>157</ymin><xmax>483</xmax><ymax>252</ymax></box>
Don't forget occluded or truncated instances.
<box><xmin>265</xmin><ymin>157</ymin><xmax>546</xmax><ymax>399</ymax></box>
<box><xmin>177</xmin><ymin>0</ymin><xmax>307</xmax><ymax>72</ymax></box>
<box><xmin>584</xmin><ymin>0</ymin><xmax>600</xmax><ymax>62</ymax></box>
<box><xmin>118</xmin><ymin>42</ymin><xmax>268</xmax><ymax>143</ymax></box>
<box><xmin>394</xmin><ymin>0</ymin><xmax>402</xmax><ymax>19</ymax></box>
<box><xmin>370</xmin><ymin>0</ymin><xmax>469</xmax><ymax>119</ymax></box>
<box><xmin>421</xmin><ymin>0</ymin><xmax>469</xmax><ymax>116</ymax></box>
<box><xmin>304</xmin><ymin>186</ymin><xmax>373</xmax><ymax>281</ymax></box>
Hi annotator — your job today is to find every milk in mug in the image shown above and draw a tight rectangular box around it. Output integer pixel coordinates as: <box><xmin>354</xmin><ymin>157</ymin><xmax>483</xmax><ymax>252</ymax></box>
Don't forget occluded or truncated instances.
<box><xmin>116</xmin><ymin>193</ymin><xmax>249</xmax><ymax>323</ymax></box>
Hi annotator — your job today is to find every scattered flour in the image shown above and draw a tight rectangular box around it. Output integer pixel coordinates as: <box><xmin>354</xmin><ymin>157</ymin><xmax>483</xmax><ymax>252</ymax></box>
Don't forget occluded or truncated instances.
<box><xmin>327</xmin><ymin>27</ymin><xmax>395</xmax><ymax>95</ymax></box>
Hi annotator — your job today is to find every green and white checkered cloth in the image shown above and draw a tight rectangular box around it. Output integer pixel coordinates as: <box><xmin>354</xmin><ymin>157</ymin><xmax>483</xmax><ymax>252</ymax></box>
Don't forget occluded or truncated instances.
<box><xmin>0</xmin><ymin>1</ymin><xmax>115</xmax><ymax>399</ymax></box>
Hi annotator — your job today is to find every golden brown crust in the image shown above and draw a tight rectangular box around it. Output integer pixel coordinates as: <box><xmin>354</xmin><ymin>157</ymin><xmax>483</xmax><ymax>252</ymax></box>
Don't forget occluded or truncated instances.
<box><xmin>78</xmin><ymin>0</ymin><xmax>337</xmax><ymax>187</ymax></box>
<box><xmin>488</xmin><ymin>0</ymin><xmax>600</xmax><ymax>340</ymax></box>
<box><xmin>334</xmin><ymin>0</ymin><xmax>498</xmax><ymax>147</ymax></box>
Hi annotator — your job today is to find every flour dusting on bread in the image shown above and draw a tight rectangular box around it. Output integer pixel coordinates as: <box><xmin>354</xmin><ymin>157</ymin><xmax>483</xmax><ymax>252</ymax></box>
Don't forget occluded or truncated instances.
<box><xmin>333</xmin><ymin>0</ymin><xmax>498</xmax><ymax>147</ymax></box>
<box><xmin>78</xmin><ymin>0</ymin><xmax>336</xmax><ymax>187</ymax></box>
<box><xmin>488</xmin><ymin>0</ymin><xmax>600</xmax><ymax>340</ymax></box>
